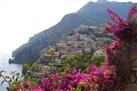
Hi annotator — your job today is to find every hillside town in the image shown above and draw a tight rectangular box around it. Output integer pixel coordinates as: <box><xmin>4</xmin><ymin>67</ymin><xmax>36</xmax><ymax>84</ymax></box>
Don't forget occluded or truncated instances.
<box><xmin>33</xmin><ymin>25</ymin><xmax>113</xmax><ymax>74</ymax></box>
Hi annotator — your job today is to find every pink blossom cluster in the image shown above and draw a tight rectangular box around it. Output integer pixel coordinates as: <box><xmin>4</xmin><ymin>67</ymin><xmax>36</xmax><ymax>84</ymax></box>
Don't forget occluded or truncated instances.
<box><xmin>104</xmin><ymin>6</ymin><xmax>137</xmax><ymax>82</ymax></box>
<box><xmin>128</xmin><ymin>6</ymin><xmax>137</xmax><ymax>16</ymax></box>
<box><xmin>105</xmin><ymin>6</ymin><xmax>137</xmax><ymax>40</ymax></box>
<box><xmin>14</xmin><ymin>65</ymin><xmax>116</xmax><ymax>91</ymax></box>
<box><xmin>33</xmin><ymin>65</ymin><xmax>116</xmax><ymax>91</ymax></box>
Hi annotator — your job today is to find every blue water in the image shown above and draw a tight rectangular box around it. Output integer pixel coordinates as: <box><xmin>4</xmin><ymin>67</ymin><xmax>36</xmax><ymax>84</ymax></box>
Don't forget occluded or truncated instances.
<box><xmin>0</xmin><ymin>54</ymin><xmax>22</xmax><ymax>91</ymax></box>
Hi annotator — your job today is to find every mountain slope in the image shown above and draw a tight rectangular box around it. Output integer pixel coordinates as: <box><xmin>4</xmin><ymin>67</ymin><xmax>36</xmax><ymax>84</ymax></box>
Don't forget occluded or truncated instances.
<box><xmin>11</xmin><ymin>13</ymin><xmax>93</xmax><ymax>63</ymax></box>
<box><xmin>77</xmin><ymin>2</ymin><xmax>132</xmax><ymax>25</ymax></box>
<box><xmin>11</xmin><ymin>2</ymin><xmax>133</xmax><ymax>63</ymax></box>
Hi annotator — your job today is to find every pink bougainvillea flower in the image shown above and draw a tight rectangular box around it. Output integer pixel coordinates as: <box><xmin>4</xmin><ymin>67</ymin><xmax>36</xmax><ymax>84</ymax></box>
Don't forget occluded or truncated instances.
<box><xmin>31</xmin><ymin>86</ymin><xmax>43</xmax><ymax>91</ymax></box>
<box><xmin>105</xmin><ymin>5</ymin><xmax>137</xmax><ymax>40</ymax></box>
<box><xmin>26</xmin><ymin>80</ymin><xmax>31</xmax><ymax>86</ymax></box>
<box><xmin>128</xmin><ymin>5</ymin><xmax>137</xmax><ymax>16</ymax></box>
<box><xmin>21</xmin><ymin>85</ymin><xmax>25</xmax><ymax>91</ymax></box>
<box><xmin>107</xmin><ymin>8</ymin><xmax>123</xmax><ymax>23</ymax></box>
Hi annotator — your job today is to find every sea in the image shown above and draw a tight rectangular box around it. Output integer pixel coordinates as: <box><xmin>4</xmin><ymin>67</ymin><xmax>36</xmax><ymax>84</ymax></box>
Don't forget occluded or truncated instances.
<box><xmin>0</xmin><ymin>54</ymin><xmax>22</xmax><ymax>91</ymax></box>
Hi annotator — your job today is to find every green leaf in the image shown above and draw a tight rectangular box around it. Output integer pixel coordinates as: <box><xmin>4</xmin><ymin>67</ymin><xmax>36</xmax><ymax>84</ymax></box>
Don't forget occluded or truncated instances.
<box><xmin>0</xmin><ymin>70</ymin><xmax>5</xmax><ymax>74</ymax></box>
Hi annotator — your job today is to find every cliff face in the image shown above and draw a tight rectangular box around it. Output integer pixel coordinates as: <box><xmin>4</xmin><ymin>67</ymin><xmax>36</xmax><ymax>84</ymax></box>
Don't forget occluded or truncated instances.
<box><xmin>11</xmin><ymin>2</ymin><xmax>133</xmax><ymax>64</ymax></box>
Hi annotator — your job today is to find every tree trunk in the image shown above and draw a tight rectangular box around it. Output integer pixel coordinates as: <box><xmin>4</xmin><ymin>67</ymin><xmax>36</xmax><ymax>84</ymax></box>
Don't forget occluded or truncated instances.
<box><xmin>119</xmin><ymin>42</ymin><xmax>137</xmax><ymax>91</ymax></box>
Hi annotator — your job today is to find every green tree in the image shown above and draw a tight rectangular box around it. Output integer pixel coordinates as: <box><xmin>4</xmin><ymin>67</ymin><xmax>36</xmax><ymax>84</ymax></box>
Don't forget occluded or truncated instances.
<box><xmin>57</xmin><ymin>52</ymin><xmax>104</xmax><ymax>73</ymax></box>
<box><xmin>58</xmin><ymin>52</ymin><xmax>92</xmax><ymax>72</ymax></box>
<box><xmin>45</xmin><ymin>47</ymin><xmax>57</xmax><ymax>63</ymax></box>
<box><xmin>90</xmin><ymin>55</ymin><xmax>104</xmax><ymax>67</ymax></box>
<box><xmin>22</xmin><ymin>63</ymin><xmax>31</xmax><ymax>75</ymax></box>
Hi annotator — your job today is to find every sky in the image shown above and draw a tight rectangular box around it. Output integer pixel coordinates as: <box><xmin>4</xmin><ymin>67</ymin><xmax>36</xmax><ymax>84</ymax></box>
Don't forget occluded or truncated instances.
<box><xmin>0</xmin><ymin>0</ymin><xmax>136</xmax><ymax>55</ymax></box>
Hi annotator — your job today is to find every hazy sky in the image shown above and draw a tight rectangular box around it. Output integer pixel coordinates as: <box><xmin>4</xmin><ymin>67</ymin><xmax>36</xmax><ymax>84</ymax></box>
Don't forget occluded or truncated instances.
<box><xmin>0</xmin><ymin>0</ymin><xmax>136</xmax><ymax>54</ymax></box>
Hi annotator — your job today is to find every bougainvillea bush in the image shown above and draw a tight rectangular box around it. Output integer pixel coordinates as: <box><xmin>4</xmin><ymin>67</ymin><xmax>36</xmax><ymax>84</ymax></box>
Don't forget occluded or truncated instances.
<box><xmin>1</xmin><ymin>5</ymin><xmax>137</xmax><ymax>91</ymax></box>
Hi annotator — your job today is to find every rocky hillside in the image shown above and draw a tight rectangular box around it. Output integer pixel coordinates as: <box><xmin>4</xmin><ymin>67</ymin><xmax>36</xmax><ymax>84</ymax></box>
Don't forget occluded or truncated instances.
<box><xmin>10</xmin><ymin>1</ymin><xmax>133</xmax><ymax>64</ymax></box>
<box><xmin>36</xmin><ymin>25</ymin><xmax>113</xmax><ymax>65</ymax></box>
